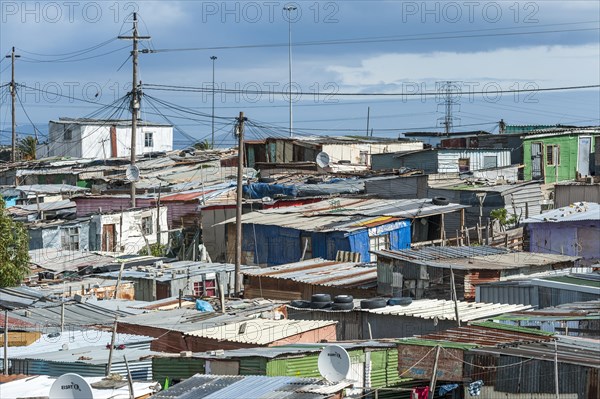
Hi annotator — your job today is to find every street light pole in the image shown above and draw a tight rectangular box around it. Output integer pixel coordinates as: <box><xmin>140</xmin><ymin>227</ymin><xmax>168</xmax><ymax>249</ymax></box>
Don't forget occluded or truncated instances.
<box><xmin>284</xmin><ymin>5</ymin><xmax>296</xmax><ymax>138</ymax></box>
<box><xmin>210</xmin><ymin>56</ymin><xmax>217</xmax><ymax>149</ymax></box>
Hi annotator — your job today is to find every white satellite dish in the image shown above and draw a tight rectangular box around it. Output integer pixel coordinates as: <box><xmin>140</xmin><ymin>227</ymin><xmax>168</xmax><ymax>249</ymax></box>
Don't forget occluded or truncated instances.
<box><xmin>125</xmin><ymin>164</ymin><xmax>140</xmax><ymax>182</ymax></box>
<box><xmin>318</xmin><ymin>345</ymin><xmax>351</xmax><ymax>383</ymax></box>
<box><xmin>316</xmin><ymin>151</ymin><xmax>331</xmax><ymax>168</ymax></box>
<box><xmin>49</xmin><ymin>373</ymin><xmax>94</xmax><ymax>399</ymax></box>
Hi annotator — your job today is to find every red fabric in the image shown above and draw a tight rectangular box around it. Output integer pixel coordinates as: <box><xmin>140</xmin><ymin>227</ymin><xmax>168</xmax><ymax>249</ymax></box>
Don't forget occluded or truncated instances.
<box><xmin>413</xmin><ymin>386</ymin><xmax>430</xmax><ymax>399</ymax></box>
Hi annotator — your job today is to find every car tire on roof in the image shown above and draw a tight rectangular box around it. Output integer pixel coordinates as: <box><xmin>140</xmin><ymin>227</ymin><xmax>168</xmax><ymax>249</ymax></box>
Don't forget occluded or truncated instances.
<box><xmin>360</xmin><ymin>298</ymin><xmax>388</xmax><ymax>309</ymax></box>
<box><xmin>333</xmin><ymin>295</ymin><xmax>354</xmax><ymax>303</ymax></box>
<box><xmin>310</xmin><ymin>301</ymin><xmax>332</xmax><ymax>309</ymax></box>
<box><xmin>290</xmin><ymin>300</ymin><xmax>310</xmax><ymax>308</ymax></box>
<box><xmin>432</xmin><ymin>196</ymin><xmax>450</xmax><ymax>206</ymax></box>
<box><xmin>311</xmin><ymin>294</ymin><xmax>332</xmax><ymax>303</ymax></box>
<box><xmin>332</xmin><ymin>302</ymin><xmax>354</xmax><ymax>311</ymax></box>
<box><xmin>387</xmin><ymin>297</ymin><xmax>413</xmax><ymax>306</ymax></box>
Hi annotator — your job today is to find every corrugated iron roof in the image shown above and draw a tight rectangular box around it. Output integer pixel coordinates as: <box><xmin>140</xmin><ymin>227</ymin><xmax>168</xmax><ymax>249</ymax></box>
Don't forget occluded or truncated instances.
<box><xmin>221</xmin><ymin>198</ymin><xmax>466</xmax><ymax>232</ymax></box>
<box><xmin>185</xmin><ymin>319</ymin><xmax>336</xmax><ymax>345</ymax></box>
<box><xmin>0</xmin><ymin>375</ymin><xmax>158</xmax><ymax>399</ymax></box>
<box><xmin>523</xmin><ymin>202</ymin><xmax>600</xmax><ymax>223</ymax></box>
<box><xmin>10</xmin><ymin>344</ymin><xmax>159</xmax><ymax>365</ymax></box>
<box><xmin>468</xmin><ymin>335</ymin><xmax>600</xmax><ymax>367</ymax></box>
<box><xmin>363</xmin><ymin>299</ymin><xmax>533</xmax><ymax>321</ymax></box>
<box><xmin>0</xmin><ymin>330</ymin><xmax>153</xmax><ymax>359</ymax></box>
<box><xmin>242</xmin><ymin>258</ymin><xmax>377</xmax><ymax>288</ymax></box>
<box><xmin>152</xmin><ymin>374</ymin><xmax>340</xmax><ymax>399</ymax></box>
<box><xmin>373</xmin><ymin>246</ymin><xmax>580</xmax><ymax>270</ymax></box>
<box><xmin>291</xmin><ymin>298</ymin><xmax>532</xmax><ymax>322</ymax></box>
<box><xmin>28</xmin><ymin>248</ymin><xmax>116</xmax><ymax>272</ymax></box>
<box><xmin>401</xmin><ymin>322</ymin><xmax>553</xmax><ymax>348</ymax></box>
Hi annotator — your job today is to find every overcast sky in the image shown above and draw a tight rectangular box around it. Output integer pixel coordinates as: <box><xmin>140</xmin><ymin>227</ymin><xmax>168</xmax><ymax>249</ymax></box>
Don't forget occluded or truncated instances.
<box><xmin>1</xmin><ymin>1</ymin><xmax>599</xmax><ymax>148</ymax></box>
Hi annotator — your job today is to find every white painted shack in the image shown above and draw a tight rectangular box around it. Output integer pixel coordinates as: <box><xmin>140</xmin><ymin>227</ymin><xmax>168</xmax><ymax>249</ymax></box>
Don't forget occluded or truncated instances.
<box><xmin>89</xmin><ymin>208</ymin><xmax>168</xmax><ymax>254</ymax></box>
<box><xmin>44</xmin><ymin>118</ymin><xmax>173</xmax><ymax>159</ymax></box>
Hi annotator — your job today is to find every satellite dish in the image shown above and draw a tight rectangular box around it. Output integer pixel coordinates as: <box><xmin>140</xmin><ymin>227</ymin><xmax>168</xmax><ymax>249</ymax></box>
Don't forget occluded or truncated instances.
<box><xmin>125</xmin><ymin>165</ymin><xmax>140</xmax><ymax>182</ymax></box>
<box><xmin>318</xmin><ymin>345</ymin><xmax>351</xmax><ymax>383</ymax></box>
<box><xmin>49</xmin><ymin>373</ymin><xmax>94</xmax><ymax>399</ymax></box>
<box><xmin>316</xmin><ymin>152</ymin><xmax>331</xmax><ymax>168</ymax></box>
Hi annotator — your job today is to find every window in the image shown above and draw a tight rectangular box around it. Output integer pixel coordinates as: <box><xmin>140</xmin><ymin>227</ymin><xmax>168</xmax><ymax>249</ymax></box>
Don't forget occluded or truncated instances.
<box><xmin>546</xmin><ymin>145</ymin><xmax>560</xmax><ymax>166</ymax></box>
<box><xmin>64</xmin><ymin>128</ymin><xmax>73</xmax><ymax>141</ymax></box>
<box><xmin>483</xmin><ymin>156</ymin><xmax>498</xmax><ymax>169</ymax></box>
<box><xmin>141</xmin><ymin>216</ymin><xmax>153</xmax><ymax>235</ymax></box>
<box><xmin>144</xmin><ymin>132</ymin><xmax>154</xmax><ymax>148</ymax></box>
<box><xmin>458</xmin><ymin>158</ymin><xmax>470</xmax><ymax>172</ymax></box>
<box><xmin>369</xmin><ymin>234</ymin><xmax>390</xmax><ymax>261</ymax></box>
<box><xmin>61</xmin><ymin>227</ymin><xmax>80</xmax><ymax>250</ymax></box>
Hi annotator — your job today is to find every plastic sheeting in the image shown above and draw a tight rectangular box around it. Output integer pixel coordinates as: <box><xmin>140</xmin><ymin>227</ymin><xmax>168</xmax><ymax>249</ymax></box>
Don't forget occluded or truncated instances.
<box><xmin>243</xmin><ymin>183</ymin><xmax>298</xmax><ymax>199</ymax></box>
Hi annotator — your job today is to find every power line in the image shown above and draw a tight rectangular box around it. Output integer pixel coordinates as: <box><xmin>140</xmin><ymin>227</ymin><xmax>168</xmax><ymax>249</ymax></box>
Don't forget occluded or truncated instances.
<box><xmin>145</xmin><ymin>23</ymin><xmax>600</xmax><ymax>53</ymax></box>
<box><xmin>142</xmin><ymin>83</ymin><xmax>600</xmax><ymax>97</ymax></box>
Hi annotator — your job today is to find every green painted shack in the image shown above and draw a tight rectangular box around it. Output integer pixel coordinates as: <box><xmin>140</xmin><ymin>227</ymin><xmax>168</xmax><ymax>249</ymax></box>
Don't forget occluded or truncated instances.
<box><xmin>152</xmin><ymin>342</ymin><xmax>402</xmax><ymax>391</ymax></box>
<box><xmin>522</xmin><ymin>129</ymin><xmax>599</xmax><ymax>183</ymax></box>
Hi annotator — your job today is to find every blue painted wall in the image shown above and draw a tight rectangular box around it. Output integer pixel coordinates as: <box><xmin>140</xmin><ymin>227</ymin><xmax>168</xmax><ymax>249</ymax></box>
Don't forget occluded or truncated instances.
<box><xmin>2</xmin><ymin>196</ymin><xmax>18</xmax><ymax>207</ymax></box>
<box><xmin>242</xmin><ymin>219</ymin><xmax>411</xmax><ymax>266</ymax></box>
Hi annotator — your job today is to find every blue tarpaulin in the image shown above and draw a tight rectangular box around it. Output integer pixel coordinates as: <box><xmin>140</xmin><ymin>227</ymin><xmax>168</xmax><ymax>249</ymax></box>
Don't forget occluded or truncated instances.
<box><xmin>195</xmin><ymin>299</ymin><xmax>214</xmax><ymax>312</ymax></box>
<box><xmin>243</xmin><ymin>183</ymin><xmax>298</xmax><ymax>199</ymax></box>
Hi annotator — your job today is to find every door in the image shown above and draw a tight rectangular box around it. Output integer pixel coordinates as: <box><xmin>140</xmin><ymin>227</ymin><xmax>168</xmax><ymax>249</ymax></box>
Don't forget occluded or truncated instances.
<box><xmin>531</xmin><ymin>142</ymin><xmax>544</xmax><ymax>180</ymax></box>
<box><xmin>577</xmin><ymin>136</ymin><xmax>592</xmax><ymax>176</ymax></box>
<box><xmin>102</xmin><ymin>224</ymin><xmax>116</xmax><ymax>252</ymax></box>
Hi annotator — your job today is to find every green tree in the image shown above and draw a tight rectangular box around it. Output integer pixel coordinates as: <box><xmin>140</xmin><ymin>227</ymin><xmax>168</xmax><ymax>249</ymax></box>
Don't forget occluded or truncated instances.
<box><xmin>18</xmin><ymin>137</ymin><xmax>36</xmax><ymax>161</ymax></box>
<box><xmin>138</xmin><ymin>242</ymin><xmax>166</xmax><ymax>257</ymax></box>
<box><xmin>0</xmin><ymin>198</ymin><xmax>30</xmax><ymax>287</ymax></box>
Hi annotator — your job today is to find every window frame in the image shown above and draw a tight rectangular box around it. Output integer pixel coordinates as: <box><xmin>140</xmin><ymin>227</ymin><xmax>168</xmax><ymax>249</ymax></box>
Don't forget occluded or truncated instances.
<box><xmin>369</xmin><ymin>233</ymin><xmax>390</xmax><ymax>261</ymax></box>
<box><xmin>141</xmin><ymin>215</ymin><xmax>153</xmax><ymax>236</ymax></box>
<box><xmin>60</xmin><ymin>227</ymin><xmax>80</xmax><ymax>251</ymax></box>
<box><xmin>546</xmin><ymin>144</ymin><xmax>560</xmax><ymax>166</ymax></box>
<box><xmin>63</xmin><ymin>127</ymin><xmax>73</xmax><ymax>141</ymax></box>
<box><xmin>144</xmin><ymin>132</ymin><xmax>154</xmax><ymax>148</ymax></box>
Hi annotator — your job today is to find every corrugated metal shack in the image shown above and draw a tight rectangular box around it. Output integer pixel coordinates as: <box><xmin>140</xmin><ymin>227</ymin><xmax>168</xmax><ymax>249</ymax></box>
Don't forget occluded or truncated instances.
<box><xmin>554</xmin><ymin>183</ymin><xmax>600</xmax><ymax>208</ymax></box>
<box><xmin>465</xmin><ymin>335</ymin><xmax>599</xmax><ymax>399</ymax></box>
<box><xmin>523</xmin><ymin>202</ymin><xmax>600</xmax><ymax>260</ymax></box>
<box><xmin>150</xmin><ymin>374</ymin><xmax>348</xmax><ymax>399</ymax></box>
<box><xmin>152</xmin><ymin>341</ymin><xmax>400</xmax><ymax>392</ymax></box>
<box><xmin>99</xmin><ymin>260</ymin><xmax>258</xmax><ymax>301</ymax></box>
<box><xmin>371</xmin><ymin>148</ymin><xmax>512</xmax><ymax>173</ymax></box>
<box><xmin>427</xmin><ymin>181</ymin><xmax>544</xmax><ymax>230</ymax></box>
<box><xmin>288</xmin><ymin>299</ymin><xmax>532</xmax><ymax>340</ymax></box>
<box><xmin>117</xmin><ymin>301</ymin><xmax>337</xmax><ymax>352</ymax></box>
<box><xmin>10</xmin><ymin>344</ymin><xmax>159</xmax><ymax>379</ymax></box>
<box><xmin>374</xmin><ymin>246</ymin><xmax>580</xmax><ymax>300</ymax></box>
<box><xmin>27</xmin><ymin>218</ymin><xmax>92</xmax><ymax>251</ymax></box>
<box><xmin>242</xmin><ymin>258</ymin><xmax>377</xmax><ymax>300</ymax></box>
<box><xmin>491</xmin><ymin>300</ymin><xmax>600</xmax><ymax>337</ymax></box>
<box><xmin>396</xmin><ymin>322</ymin><xmax>555</xmax><ymax>395</ymax></box>
<box><xmin>364</xmin><ymin>175</ymin><xmax>428</xmax><ymax>199</ymax></box>
<box><xmin>477</xmin><ymin>273</ymin><xmax>600</xmax><ymax>308</ymax></box>
<box><xmin>225</xmin><ymin>198</ymin><xmax>467</xmax><ymax>266</ymax></box>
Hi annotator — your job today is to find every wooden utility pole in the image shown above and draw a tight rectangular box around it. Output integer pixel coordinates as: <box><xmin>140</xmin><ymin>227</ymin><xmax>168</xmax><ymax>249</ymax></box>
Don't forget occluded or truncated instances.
<box><xmin>156</xmin><ymin>184</ymin><xmax>162</xmax><ymax>246</ymax></box>
<box><xmin>366</xmin><ymin>106</ymin><xmax>370</xmax><ymax>137</ymax></box>
<box><xmin>3</xmin><ymin>309</ymin><xmax>8</xmax><ymax>375</ymax></box>
<box><xmin>428</xmin><ymin>345</ymin><xmax>441</xmax><ymax>399</ymax></box>
<box><xmin>449</xmin><ymin>265</ymin><xmax>461</xmax><ymax>327</ymax></box>
<box><xmin>234</xmin><ymin>112</ymin><xmax>246</xmax><ymax>296</ymax></box>
<box><xmin>119</xmin><ymin>13</ymin><xmax>150</xmax><ymax>207</ymax></box>
<box><xmin>6</xmin><ymin>47</ymin><xmax>20</xmax><ymax>163</ymax></box>
<box><xmin>106</xmin><ymin>316</ymin><xmax>118</xmax><ymax>376</ymax></box>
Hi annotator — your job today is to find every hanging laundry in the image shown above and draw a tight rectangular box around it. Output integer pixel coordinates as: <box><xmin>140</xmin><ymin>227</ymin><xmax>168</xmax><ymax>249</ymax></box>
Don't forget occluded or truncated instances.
<box><xmin>413</xmin><ymin>386</ymin><xmax>430</xmax><ymax>399</ymax></box>
<box><xmin>438</xmin><ymin>383</ymin><xmax>459</xmax><ymax>396</ymax></box>
<box><xmin>468</xmin><ymin>380</ymin><xmax>484</xmax><ymax>396</ymax></box>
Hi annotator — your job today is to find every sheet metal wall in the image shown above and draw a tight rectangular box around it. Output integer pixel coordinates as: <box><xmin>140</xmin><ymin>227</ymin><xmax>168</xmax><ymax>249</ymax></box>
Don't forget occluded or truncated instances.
<box><xmin>465</xmin><ymin>353</ymin><xmax>591</xmax><ymax>399</ymax></box>
<box><xmin>528</xmin><ymin>221</ymin><xmax>600</xmax><ymax>260</ymax></box>
<box><xmin>152</xmin><ymin>357</ymin><xmax>205</xmax><ymax>383</ymax></box>
<box><xmin>554</xmin><ymin>184</ymin><xmax>600</xmax><ymax>208</ymax></box>
<box><xmin>241</xmin><ymin>221</ymin><xmax>410</xmax><ymax>266</ymax></box>
<box><xmin>364</xmin><ymin>175</ymin><xmax>429</xmax><ymax>199</ymax></box>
